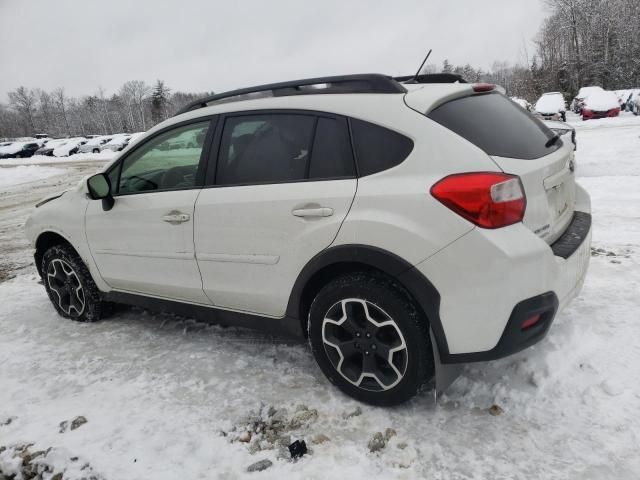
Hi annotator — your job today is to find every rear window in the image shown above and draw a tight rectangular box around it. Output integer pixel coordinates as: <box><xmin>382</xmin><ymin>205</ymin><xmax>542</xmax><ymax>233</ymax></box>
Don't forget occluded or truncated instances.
<box><xmin>350</xmin><ymin>119</ymin><xmax>414</xmax><ymax>176</ymax></box>
<box><xmin>428</xmin><ymin>93</ymin><xmax>561</xmax><ymax>160</ymax></box>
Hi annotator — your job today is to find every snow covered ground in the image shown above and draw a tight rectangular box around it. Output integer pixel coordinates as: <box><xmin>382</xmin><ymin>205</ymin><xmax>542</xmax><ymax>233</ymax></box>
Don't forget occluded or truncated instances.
<box><xmin>1</xmin><ymin>114</ymin><xmax>639</xmax><ymax>479</ymax></box>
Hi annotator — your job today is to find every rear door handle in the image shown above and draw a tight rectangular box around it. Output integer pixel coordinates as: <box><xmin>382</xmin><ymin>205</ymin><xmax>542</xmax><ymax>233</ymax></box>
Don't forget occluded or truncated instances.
<box><xmin>162</xmin><ymin>212</ymin><xmax>191</xmax><ymax>224</ymax></box>
<box><xmin>292</xmin><ymin>207</ymin><xmax>334</xmax><ymax>218</ymax></box>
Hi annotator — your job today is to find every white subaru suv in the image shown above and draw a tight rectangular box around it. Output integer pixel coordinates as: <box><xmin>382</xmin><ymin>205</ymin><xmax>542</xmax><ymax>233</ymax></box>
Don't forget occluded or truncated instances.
<box><xmin>25</xmin><ymin>74</ymin><xmax>592</xmax><ymax>406</ymax></box>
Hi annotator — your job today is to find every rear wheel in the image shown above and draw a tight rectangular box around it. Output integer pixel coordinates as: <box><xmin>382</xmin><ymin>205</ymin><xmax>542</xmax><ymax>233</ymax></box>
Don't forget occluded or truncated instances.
<box><xmin>308</xmin><ymin>273</ymin><xmax>434</xmax><ymax>406</ymax></box>
<box><xmin>92</xmin><ymin>148</ymin><xmax>100</xmax><ymax>153</ymax></box>
<box><xmin>42</xmin><ymin>245</ymin><xmax>105</xmax><ymax>322</ymax></box>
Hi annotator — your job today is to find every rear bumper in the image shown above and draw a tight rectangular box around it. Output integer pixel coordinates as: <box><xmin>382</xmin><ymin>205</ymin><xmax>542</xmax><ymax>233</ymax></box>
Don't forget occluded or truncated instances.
<box><xmin>415</xmin><ymin>185</ymin><xmax>592</xmax><ymax>363</ymax></box>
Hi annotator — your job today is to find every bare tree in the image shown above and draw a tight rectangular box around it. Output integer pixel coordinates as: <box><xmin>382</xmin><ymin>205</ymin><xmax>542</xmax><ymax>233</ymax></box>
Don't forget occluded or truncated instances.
<box><xmin>52</xmin><ymin>88</ymin><xmax>72</xmax><ymax>136</ymax></box>
<box><xmin>8</xmin><ymin>86</ymin><xmax>37</xmax><ymax>133</ymax></box>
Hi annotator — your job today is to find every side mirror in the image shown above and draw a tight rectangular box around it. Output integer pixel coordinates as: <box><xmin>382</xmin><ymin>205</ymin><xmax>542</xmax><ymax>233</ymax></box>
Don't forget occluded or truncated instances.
<box><xmin>87</xmin><ymin>173</ymin><xmax>114</xmax><ymax>211</ymax></box>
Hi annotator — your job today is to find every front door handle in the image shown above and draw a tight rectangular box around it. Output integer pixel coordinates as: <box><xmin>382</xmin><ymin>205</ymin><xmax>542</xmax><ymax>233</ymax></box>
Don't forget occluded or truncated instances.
<box><xmin>292</xmin><ymin>207</ymin><xmax>334</xmax><ymax>218</ymax></box>
<box><xmin>162</xmin><ymin>211</ymin><xmax>191</xmax><ymax>224</ymax></box>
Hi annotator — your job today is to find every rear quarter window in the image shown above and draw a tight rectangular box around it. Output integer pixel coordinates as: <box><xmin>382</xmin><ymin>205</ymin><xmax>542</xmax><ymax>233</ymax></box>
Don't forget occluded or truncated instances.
<box><xmin>427</xmin><ymin>93</ymin><xmax>561</xmax><ymax>160</ymax></box>
<box><xmin>350</xmin><ymin>119</ymin><xmax>414</xmax><ymax>176</ymax></box>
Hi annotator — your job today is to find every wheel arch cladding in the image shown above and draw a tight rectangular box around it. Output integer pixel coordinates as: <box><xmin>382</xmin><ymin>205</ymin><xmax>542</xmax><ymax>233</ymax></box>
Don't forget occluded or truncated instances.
<box><xmin>286</xmin><ymin>244</ymin><xmax>449</xmax><ymax>356</ymax></box>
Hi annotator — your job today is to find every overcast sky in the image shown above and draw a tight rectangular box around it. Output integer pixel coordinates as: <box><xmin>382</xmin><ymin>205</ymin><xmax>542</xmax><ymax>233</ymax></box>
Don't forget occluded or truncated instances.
<box><xmin>0</xmin><ymin>0</ymin><xmax>546</xmax><ymax>101</ymax></box>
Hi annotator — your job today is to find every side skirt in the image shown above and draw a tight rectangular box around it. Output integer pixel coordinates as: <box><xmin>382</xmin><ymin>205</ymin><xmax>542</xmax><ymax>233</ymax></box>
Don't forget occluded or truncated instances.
<box><xmin>102</xmin><ymin>290</ymin><xmax>305</xmax><ymax>340</ymax></box>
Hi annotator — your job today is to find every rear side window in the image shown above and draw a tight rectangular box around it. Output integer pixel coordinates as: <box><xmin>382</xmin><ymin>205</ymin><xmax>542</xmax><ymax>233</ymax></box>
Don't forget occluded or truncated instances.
<box><xmin>428</xmin><ymin>93</ymin><xmax>560</xmax><ymax>159</ymax></box>
<box><xmin>309</xmin><ymin>117</ymin><xmax>355</xmax><ymax>179</ymax></box>
<box><xmin>350</xmin><ymin>119</ymin><xmax>414</xmax><ymax>176</ymax></box>
<box><xmin>217</xmin><ymin>114</ymin><xmax>315</xmax><ymax>185</ymax></box>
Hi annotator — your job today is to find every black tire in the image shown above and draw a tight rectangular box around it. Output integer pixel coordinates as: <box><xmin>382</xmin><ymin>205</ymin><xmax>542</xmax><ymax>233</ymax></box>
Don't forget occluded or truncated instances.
<box><xmin>308</xmin><ymin>273</ymin><xmax>434</xmax><ymax>406</ymax></box>
<box><xmin>92</xmin><ymin>148</ymin><xmax>100</xmax><ymax>154</ymax></box>
<box><xmin>41</xmin><ymin>244</ymin><xmax>105</xmax><ymax>322</ymax></box>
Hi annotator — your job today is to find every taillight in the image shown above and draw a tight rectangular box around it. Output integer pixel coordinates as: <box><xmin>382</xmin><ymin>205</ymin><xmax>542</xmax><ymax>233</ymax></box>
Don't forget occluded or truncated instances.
<box><xmin>472</xmin><ymin>83</ymin><xmax>495</xmax><ymax>93</ymax></box>
<box><xmin>430</xmin><ymin>173</ymin><xmax>526</xmax><ymax>229</ymax></box>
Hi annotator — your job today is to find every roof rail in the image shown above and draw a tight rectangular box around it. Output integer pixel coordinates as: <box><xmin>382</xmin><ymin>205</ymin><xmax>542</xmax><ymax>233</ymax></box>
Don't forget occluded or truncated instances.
<box><xmin>394</xmin><ymin>73</ymin><xmax>467</xmax><ymax>84</ymax></box>
<box><xmin>173</xmin><ymin>74</ymin><xmax>406</xmax><ymax>116</ymax></box>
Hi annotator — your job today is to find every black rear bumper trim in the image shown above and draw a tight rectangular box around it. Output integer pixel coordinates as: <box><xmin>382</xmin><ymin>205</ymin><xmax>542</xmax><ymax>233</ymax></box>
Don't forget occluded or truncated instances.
<box><xmin>551</xmin><ymin>211</ymin><xmax>591</xmax><ymax>259</ymax></box>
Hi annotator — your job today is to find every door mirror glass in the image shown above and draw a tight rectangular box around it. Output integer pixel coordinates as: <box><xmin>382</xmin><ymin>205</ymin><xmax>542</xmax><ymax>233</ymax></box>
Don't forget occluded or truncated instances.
<box><xmin>87</xmin><ymin>173</ymin><xmax>111</xmax><ymax>200</ymax></box>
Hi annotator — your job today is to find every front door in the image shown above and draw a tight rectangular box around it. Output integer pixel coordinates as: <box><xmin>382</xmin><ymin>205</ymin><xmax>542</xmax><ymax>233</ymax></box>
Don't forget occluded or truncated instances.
<box><xmin>86</xmin><ymin>120</ymin><xmax>213</xmax><ymax>304</ymax></box>
<box><xmin>194</xmin><ymin>112</ymin><xmax>357</xmax><ymax>317</ymax></box>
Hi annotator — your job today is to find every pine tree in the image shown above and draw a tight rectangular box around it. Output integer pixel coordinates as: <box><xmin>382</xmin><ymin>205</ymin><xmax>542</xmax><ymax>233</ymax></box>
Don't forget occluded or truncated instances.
<box><xmin>151</xmin><ymin>80</ymin><xmax>171</xmax><ymax>124</ymax></box>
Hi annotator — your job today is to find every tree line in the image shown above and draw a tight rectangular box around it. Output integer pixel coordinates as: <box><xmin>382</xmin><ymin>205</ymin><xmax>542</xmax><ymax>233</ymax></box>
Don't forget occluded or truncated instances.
<box><xmin>437</xmin><ymin>0</ymin><xmax>640</xmax><ymax>101</ymax></box>
<box><xmin>0</xmin><ymin>80</ymin><xmax>211</xmax><ymax>139</ymax></box>
<box><xmin>2</xmin><ymin>0</ymin><xmax>639</xmax><ymax>138</ymax></box>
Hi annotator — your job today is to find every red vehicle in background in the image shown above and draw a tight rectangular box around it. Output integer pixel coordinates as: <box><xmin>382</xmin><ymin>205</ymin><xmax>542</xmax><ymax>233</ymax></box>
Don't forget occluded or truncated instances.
<box><xmin>582</xmin><ymin>90</ymin><xmax>621</xmax><ymax>120</ymax></box>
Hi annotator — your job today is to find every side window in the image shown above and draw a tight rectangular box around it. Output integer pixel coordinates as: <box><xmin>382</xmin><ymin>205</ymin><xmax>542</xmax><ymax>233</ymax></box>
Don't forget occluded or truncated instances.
<box><xmin>217</xmin><ymin>114</ymin><xmax>315</xmax><ymax>185</ymax></box>
<box><xmin>350</xmin><ymin>119</ymin><xmax>414</xmax><ymax>176</ymax></box>
<box><xmin>116</xmin><ymin>121</ymin><xmax>209</xmax><ymax>194</ymax></box>
<box><xmin>309</xmin><ymin>117</ymin><xmax>355</xmax><ymax>179</ymax></box>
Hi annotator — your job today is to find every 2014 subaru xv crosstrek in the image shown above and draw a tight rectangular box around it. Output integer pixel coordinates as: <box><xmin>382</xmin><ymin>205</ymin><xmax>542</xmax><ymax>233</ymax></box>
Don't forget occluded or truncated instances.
<box><xmin>25</xmin><ymin>74</ymin><xmax>592</xmax><ymax>406</ymax></box>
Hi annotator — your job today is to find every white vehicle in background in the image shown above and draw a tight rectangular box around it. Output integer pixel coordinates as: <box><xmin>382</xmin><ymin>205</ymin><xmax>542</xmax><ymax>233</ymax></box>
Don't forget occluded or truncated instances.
<box><xmin>533</xmin><ymin>92</ymin><xmax>567</xmax><ymax>121</ymax></box>
<box><xmin>510</xmin><ymin>97</ymin><xmax>531</xmax><ymax>111</ymax></box>
<box><xmin>25</xmin><ymin>73</ymin><xmax>592</xmax><ymax>406</ymax></box>
<box><xmin>100</xmin><ymin>134</ymin><xmax>131</xmax><ymax>152</ymax></box>
<box><xmin>629</xmin><ymin>90</ymin><xmax>640</xmax><ymax>115</ymax></box>
<box><xmin>78</xmin><ymin>135</ymin><xmax>112</xmax><ymax>154</ymax></box>
<box><xmin>572</xmin><ymin>86</ymin><xmax>604</xmax><ymax>113</ymax></box>
<box><xmin>35</xmin><ymin>138</ymin><xmax>70</xmax><ymax>156</ymax></box>
<box><xmin>53</xmin><ymin>137</ymin><xmax>87</xmax><ymax>157</ymax></box>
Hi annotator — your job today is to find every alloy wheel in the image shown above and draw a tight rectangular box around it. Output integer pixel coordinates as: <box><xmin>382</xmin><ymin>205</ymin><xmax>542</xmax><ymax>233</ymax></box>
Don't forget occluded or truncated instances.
<box><xmin>321</xmin><ymin>298</ymin><xmax>408</xmax><ymax>392</ymax></box>
<box><xmin>47</xmin><ymin>258</ymin><xmax>85</xmax><ymax>316</ymax></box>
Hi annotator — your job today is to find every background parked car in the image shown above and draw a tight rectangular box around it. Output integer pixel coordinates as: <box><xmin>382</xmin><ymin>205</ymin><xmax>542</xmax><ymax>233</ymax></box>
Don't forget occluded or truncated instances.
<box><xmin>572</xmin><ymin>86</ymin><xmax>604</xmax><ymax>113</ymax></box>
<box><xmin>581</xmin><ymin>90</ymin><xmax>620</xmax><ymax>120</ymax></box>
<box><xmin>78</xmin><ymin>135</ymin><xmax>112</xmax><ymax>153</ymax></box>
<box><xmin>534</xmin><ymin>92</ymin><xmax>567</xmax><ymax>121</ymax></box>
<box><xmin>34</xmin><ymin>138</ymin><xmax>70</xmax><ymax>156</ymax></box>
<box><xmin>53</xmin><ymin>137</ymin><xmax>87</xmax><ymax>157</ymax></box>
<box><xmin>0</xmin><ymin>141</ymin><xmax>41</xmax><ymax>159</ymax></box>
<box><xmin>99</xmin><ymin>134</ymin><xmax>131</xmax><ymax>152</ymax></box>
<box><xmin>510</xmin><ymin>97</ymin><xmax>532</xmax><ymax>111</ymax></box>
<box><xmin>632</xmin><ymin>91</ymin><xmax>640</xmax><ymax>115</ymax></box>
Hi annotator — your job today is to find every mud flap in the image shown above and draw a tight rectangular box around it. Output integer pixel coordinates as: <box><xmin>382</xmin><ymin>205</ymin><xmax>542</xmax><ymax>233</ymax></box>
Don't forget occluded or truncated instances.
<box><xmin>430</xmin><ymin>329</ymin><xmax>462</xmax><ymax>399</ymax></box>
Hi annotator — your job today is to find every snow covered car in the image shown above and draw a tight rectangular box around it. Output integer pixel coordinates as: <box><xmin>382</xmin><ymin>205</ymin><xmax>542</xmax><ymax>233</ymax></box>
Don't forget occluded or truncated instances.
<box><xmin>534</xmin><ymin>92</ymin><xmax>567</xmax><ymax>121</ymax></box>
<box><xmin>53</xmin><ymin>138</ymin><xmax>87</xmax><ymax>157</ymax></box>
<box><xmin>35</xmin><ymin>139</ymin><xmax>70</xmax><ymax>156</ymax></box>
<box><xmin>572</xmin><ymin>86</ymin><xmax>604</xmax><ymax>113</ymax></box>
<box><xmin>0</xmin><ymin>141</ymin><xmax>41</xmax><ymax>158</ymax></box>
<box><xmin>99</xmin><ymin>134</ymin><xmax>132</xmax><ymax>152</ymax></box>
<box><xmin>510</xmin><ymin>97</ymin><xmax>531</xmax><ymax>111</ymax></box>
<box><xmin>544</xmin><ymin>119</ymin><xmax>576</xmax><ymax>150</ymax></box>
<box><xmin>630</xmin><ymin>90</ymin><xmax>640</xmax><ymax>115</ymax></box>
<box><xmin>78</xmin><ymin>136</ymin><xmax>112</xmax><ymax>154</ymax></box>
<box><xmin>25</xmin><ymin>74</ymin><xmax>592</xmax><ymax>406</ymax></box>
<box><xmin>581</xmin><ymin>90</ymin><xmax>620</xmax><ymax>120</ymax></box>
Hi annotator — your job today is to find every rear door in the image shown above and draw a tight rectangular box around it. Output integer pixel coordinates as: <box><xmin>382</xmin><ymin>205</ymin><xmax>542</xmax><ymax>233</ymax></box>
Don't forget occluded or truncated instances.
<box><xmin>194</xmin><ymin>111</ymin><xmax>357</xmax><ymax>317</ymax></box>
<box><xmin>427</xmin><ymin>92</ymin><xmax>575</xmax><ymax>244</ymax></box>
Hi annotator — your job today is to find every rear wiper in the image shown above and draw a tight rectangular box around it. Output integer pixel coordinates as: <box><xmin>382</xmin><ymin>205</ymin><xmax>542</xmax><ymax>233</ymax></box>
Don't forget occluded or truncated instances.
<box><xmin>545</xmin><ymin>134</ymin><xmax>560</xmax><ymax>148</ymax></box>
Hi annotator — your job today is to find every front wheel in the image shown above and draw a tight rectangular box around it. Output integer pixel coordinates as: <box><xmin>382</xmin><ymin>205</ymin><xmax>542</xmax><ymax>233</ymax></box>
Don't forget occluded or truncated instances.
<box><xmin>42</xmin><ymin>245</ymin><xmax>105</xmax><ymax>322</ymax></box>
<box><xmin>308</xmin><ymin>273</ymin><xmax>434</xmax><ymax>406</ymax></box>
<box><xmin>92</xmin><ymin>148</ymin><xmax>100</xmax><ymax>154</ymax></box>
